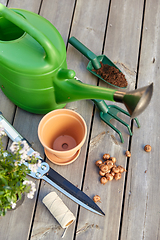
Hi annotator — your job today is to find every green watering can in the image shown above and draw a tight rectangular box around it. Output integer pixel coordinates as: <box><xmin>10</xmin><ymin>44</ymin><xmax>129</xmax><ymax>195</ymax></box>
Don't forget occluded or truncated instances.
<box><xmin>0</xmin><ymin>4</ymin><xmax>153</xmax><ymax>117</ymax></box>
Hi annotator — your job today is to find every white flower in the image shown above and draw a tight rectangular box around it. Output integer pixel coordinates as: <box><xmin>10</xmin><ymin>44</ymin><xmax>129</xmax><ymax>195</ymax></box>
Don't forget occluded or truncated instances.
<box><xmin>23</xmin><ymin>180</ymin><xmax>36</xmax><ymax>199</ymax></box>
<box><xmin>20</xmin><ymin>159</ymin><xmax>25</xmax><ymax>164</ymax></box>
<box><xmin>37</xmin><ymin>159</ymin><xmax>41</xmax><ymax>167</ymax></box>
<box><xmin>19</xmin><ymin>140</ymin><xmax>30</xmax><ymax>154</ymax></box>
<box><xmin>32</xmin><ymin>187</ymin><xmax>36</xmax><ymax>193</ymax></box>
<box><xmin>3</xmin><ymin>152</ymin><xmax>8</xmax><ymax>157</ymax></box>
<box><xmin>0</xmin><ymin>124</ymin><xmax>6</xmax><ymax>137</ymax></box>
<box><xmin>27</xmin><ymin>151</ymin><xmax>41</xmax><ymax>173</ymax></box>
<box><xmin>27</xmin><ymin>192</ymin><xmax>34</xmax><ymax>199</ymax></box>
<box><xmin>28</xmin><ymin>164</ymin><xmax>38</xmax><ymax>173</ymax></box>
<box><xmin>30</xmin><ymin>151</ymin><xmax>40</xmax><ymax>158</ymax></box>
<box><xmin>23</xmin><ymin>180</ymin><xmax>31</xmax><ymax>185</ymax></box>
<box><xmin>14</xmin><ymin>161</ymin><xmax>18</xmax><ymax>166</ymax></box>
<box><xmin>27</xmin><ymin>186</ymin><xmax>36</xmax><ymax>199</ymax></box>
<box><xmin>10</xmin><ymin>142</ymin><xmax>20</xmax><ymax>153</ymax></box>
<box><xmin>20</xmin><ymin>152</ymin><xmax>28</xmax><ymax>161</ymax></box>
<box><xmin>10</xmin><ymin>201</ymin><xmax>16</xmax><ymax>209</ymax></box>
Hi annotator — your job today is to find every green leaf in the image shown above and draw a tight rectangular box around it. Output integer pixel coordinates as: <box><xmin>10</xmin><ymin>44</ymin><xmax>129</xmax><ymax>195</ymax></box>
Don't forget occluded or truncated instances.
<box><xmin>3</xmin><ymin>186</ymin><xmax>11</xmax><ymax>190</ymax></box>
<box><xmin>6</xmin><ymin>195</ymin><xmax>11</xmax><ymax>202</ymax></box>
<box><xmin>0</xmin><ymin>176</ymin><xmax>8</xmax><ymax>185</ymax></box>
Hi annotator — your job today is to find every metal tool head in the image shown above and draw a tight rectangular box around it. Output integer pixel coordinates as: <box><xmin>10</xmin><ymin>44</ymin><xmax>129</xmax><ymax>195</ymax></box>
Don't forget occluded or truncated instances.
<box><xmin>114</xmin><ymin>83</ymin><xmax>153</xmax><ymax>118</ymax></box>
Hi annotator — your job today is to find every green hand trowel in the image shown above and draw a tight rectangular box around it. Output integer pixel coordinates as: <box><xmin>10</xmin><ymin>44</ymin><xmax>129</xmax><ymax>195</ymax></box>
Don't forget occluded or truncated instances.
<box><xmin>69</xmin><ymin>36</ymin><xmax>127</xmax><ymax>88</ymax></box>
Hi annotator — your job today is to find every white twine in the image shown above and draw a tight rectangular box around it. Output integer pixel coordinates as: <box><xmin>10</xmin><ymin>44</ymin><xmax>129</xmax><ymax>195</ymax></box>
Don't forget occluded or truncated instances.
<box><xmin>42</xmin><ymin>192</ymin><xmax>75</xmax><ymax>229</ymax></box>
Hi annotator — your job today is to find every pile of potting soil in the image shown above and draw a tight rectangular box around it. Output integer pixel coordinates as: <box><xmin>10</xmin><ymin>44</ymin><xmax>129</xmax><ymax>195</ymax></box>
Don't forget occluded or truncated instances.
<box><xmin>92</xmin><ymin>62</ymin><xmax>128</xmax><ymax>88</ymax></box>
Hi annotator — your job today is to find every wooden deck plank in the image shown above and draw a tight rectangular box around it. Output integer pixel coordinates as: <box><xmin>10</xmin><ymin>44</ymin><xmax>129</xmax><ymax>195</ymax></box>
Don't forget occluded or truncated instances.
<box><xmin>0</xmin><ymin>0</ymin><xmax>16</xmax><ymax>146</ymax></box>
<box><xmin>40</xmin><ymin>0</ymin><xmax>76</xmax><ymax>45</ymax></box>
<box><xmin>120</xmin><ymin>0</ymin><xmax>160</xmax><ymax>239</ymax></box>
<box><xmin>0</xmin><ymin>1</ymin><xmax>43</xmax><ymax>240</ymax></box>
<box><xmin>103</xmin><ymin>0</ymin><xmax>144</xmax><ymax>91</ymax></box>
<box><xmin>104</xmin><ymin>0</ymin><xmax>144</xmax><ymax>73</ymax></box>
<box><xmin>8</xmin><ymin>0</ymin><xmax>42</xmax><ymax>12</ymax></box>
<box><xmin>29</xmin><ymin>1</ymin><xmax>83</xmax><ymax>239</ymax></box>
<box><xmin>75</xmin><ymin>0</ymin><xmax>144</xmax><ymax>240</ymax></box>
<box><xmin>30</xmin><ymin>0</ymin><xmax>111</xmax><ymax>239</ymax></box>
<box><xmin>0</xmin><ymin>0</ymin><xmax>7</xmax><ymax>5</ymax></box>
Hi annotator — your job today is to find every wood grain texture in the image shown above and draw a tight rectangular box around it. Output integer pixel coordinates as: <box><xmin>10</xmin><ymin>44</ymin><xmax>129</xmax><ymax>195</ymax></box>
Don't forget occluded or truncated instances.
<box><xmin>40</xmin><ymin>0</ymin><xmax>76</xmax><ymax>44</ymax></box>
<box><xmin>0</xmin><ymin>1</ymin><xmax>16</xmax><ymax>130</ymax></box>
<box><xmin>0</xmin><ymin>1</ymin><xmax>44</xmax><ymax>240</ymax></box>
<box><xmin>0</xmin><ymin>0</ymin><xmax>7</xmax><ymax>5</ymax></box>
<box><xmin>75</xmin><ymin>0</ymin><xmax>144</xmax><ymax>240</ymax></box>
<box><xmin>104</xmin><ymin>0</ymin><xmax>144</xmax><ymax>81</ymax></box>
<box><xmin>30</xmin><ymin>0</ymin><xmax>104</xmax><ymax>239</ymax></box>
<box><xmin>120</xmin><ymin>0</ymin><xmax>160</xmax><ymax>239</ymax></box>
<box><xmin>0</xmin><ymin>0</ymin><xmax>158</xmax><ymax>239</ymax></box>
<box><xmin>7</xmin><ymin>0</ymin><xmax>42</xmax><ymax>12</ymax></box>
<box><xmin>31</xmin><ymin>0</ymin><xmax>113</xmax><ymax>239</ymax></box>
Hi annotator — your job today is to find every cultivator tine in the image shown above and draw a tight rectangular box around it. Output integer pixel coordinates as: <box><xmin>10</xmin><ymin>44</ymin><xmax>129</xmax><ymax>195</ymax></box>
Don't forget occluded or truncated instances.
<box><xmin>100</xmin><ymin>112</ymin><xmax>124</xmax><ymax>143</ymax></box>
<box><xmin>92</xmin><ymin>99</ymin><xmax>140</xmax><ymax>143</ymax></box>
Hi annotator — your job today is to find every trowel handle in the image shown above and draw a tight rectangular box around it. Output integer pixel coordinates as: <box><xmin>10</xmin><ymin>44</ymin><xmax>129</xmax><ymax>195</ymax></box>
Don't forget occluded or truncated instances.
<box><xmin>69</xmin><ymin>37</ymin><xmax>101</xmax><ymax>69</ymax></box>
<box><xmin>0</xmin><ymin>3</ymin><xmax>58</xmax><ymax>65</ymax></box>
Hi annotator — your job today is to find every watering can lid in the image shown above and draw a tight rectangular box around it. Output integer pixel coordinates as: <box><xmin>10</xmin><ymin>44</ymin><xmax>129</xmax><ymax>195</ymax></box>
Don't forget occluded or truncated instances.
<box><xmin>0</xmin><ymin>7</ymin><xmax>66</xmax><ymax>74</ymax></box>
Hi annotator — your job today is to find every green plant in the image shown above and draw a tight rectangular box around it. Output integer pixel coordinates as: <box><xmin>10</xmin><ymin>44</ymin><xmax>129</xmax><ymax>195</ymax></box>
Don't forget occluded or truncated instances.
<box><xmin>0</xmin><ymin>123</ymin><xmax>41</xmax><ymax>216</ymax></box>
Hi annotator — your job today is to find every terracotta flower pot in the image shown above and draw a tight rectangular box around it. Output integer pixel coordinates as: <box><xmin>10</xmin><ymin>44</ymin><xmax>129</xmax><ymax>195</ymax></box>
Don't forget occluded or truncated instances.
<box><xmin>38</xmin><ymin>109</ymin><xmax>87</xmax><ymax>165</ymax></box>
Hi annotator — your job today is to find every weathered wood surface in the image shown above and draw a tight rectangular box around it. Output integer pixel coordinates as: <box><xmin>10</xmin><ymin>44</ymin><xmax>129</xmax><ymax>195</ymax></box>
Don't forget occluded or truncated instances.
<box><xmin>75</xmin><ymin>1</ymin><xmax>145</xmax><ymax>240</ymax></box>
<box><xmin>120</xmin><ymin>0</ymin><xmax>160</xmax><ymax>239</ymax></box>
<box><xmin>0</xmin><ymin>0</ymin><xmax>159</xmax><ymax>240</ymax></box>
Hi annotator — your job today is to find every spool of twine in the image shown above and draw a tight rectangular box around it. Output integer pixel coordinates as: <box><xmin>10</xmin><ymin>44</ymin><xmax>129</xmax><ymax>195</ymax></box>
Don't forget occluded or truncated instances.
<box><xmin>42</xmin><ymin>192</ymin><xmax>75</xmax><ymax>229</ymax></box>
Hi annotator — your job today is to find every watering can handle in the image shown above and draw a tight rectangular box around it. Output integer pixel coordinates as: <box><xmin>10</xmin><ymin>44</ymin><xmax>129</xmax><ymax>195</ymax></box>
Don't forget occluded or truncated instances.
<box><xmin>69</xmin><ymin>37</ymin><xmax>101</xmax><ymax>69</ymax></box>
<box><xmin>0</xmin><ymin>4</ymin><xmax>58</xmax><ymax>65</ymax></box>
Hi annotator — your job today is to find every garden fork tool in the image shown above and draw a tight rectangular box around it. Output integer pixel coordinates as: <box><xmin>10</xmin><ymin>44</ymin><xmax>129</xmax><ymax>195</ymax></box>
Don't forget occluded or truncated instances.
<box><xmin>92</xmin><ymin>99</ymin><xmax>140</xmax><ymax>143</ymax></box>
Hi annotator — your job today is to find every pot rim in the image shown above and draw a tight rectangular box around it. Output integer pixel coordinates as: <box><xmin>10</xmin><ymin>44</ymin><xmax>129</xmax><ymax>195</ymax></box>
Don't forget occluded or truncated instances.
<box><xmin>38</xmin><ymin>109</ymin><xmax>87</xmax><ymax>154</ymax></box>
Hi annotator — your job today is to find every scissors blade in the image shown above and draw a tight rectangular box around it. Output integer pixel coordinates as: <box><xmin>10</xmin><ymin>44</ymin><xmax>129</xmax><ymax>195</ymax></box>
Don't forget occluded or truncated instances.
<box><xmin>43</xmin><ymin>167</ymin><xmax>105</xmax><ymax>216</ymax></box>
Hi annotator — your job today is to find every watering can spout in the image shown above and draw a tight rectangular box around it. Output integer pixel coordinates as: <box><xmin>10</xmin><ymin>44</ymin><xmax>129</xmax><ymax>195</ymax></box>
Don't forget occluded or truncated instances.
<box><xmin>114</xmin><ymin>83</ymin><xmax>153</xmax><ymax>118</ymax></box>
<box><xmin>54</xmin><ymin>70</ymin><xmax>153</xmax><ymax>118</ymax></box>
